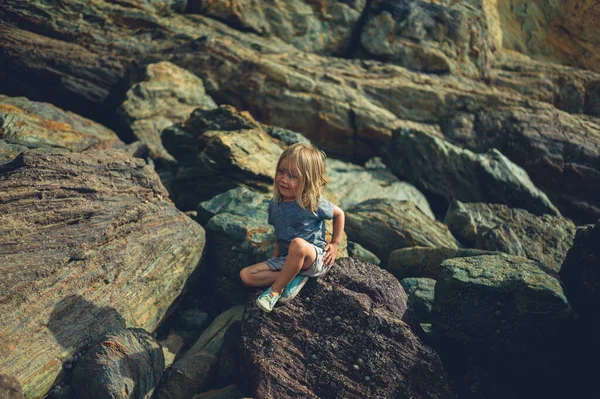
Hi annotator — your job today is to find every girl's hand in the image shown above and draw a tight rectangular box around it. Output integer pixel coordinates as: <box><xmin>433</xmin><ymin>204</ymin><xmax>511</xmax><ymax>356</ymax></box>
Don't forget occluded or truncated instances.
<box><xmin>323</xmin><ymin>242</ymin><xmax>339</xmax><ymax>266</ymax></box>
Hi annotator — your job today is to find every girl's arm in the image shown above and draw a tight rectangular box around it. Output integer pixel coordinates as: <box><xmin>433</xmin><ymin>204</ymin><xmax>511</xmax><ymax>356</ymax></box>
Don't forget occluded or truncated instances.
<box><xmin>324</xmin><ymin>205</ymin><xmax>345</xmax><ymax>266</ymax></box>
<box><xmin>273</xmin><ymin>241</ymin><xmax>280</xmax><ymax>258</ymax></box>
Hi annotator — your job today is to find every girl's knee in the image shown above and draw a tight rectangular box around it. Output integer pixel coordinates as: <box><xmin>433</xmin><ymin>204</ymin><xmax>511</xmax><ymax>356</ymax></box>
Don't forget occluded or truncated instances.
<box><xmin>240</xmin><ymin>267</ymin><xmax>250</xmax><ymax>285</ymax></box>
<box><xmin>289</xmin><ymin>238</ymin><xmax>311</xmax><ymax>256</ymax></box>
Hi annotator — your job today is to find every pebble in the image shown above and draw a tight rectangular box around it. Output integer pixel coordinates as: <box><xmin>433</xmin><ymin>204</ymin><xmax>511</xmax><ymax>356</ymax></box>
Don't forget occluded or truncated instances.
<box><xmin>311</xmin><ymin>354</ymin><xmax>317</xmax><ymax>360</ymax></box>
<box><xmin>305</xmin><ymin>297</ymin><xmax>310</xmax><ymax>302</ymax></box>
<box><xmin>357</xmin><ymin>358</ymin><xmax>364</xmax><ymax>366</ymax></box>
<box><xmin>325</xmin><ymin>317</ymin><xmax>332</xmax><ymax>323</ymax></box>
<box><xmin>353</xmin><ymin>364</ymin><xmax>359</xmax><ymax>370</ymax></box>
<box><xmin>364</xmin><ymin>376</ymin><xmax>370</xmax><ymax>382</ymax></box>
<box><xmin>334</xmin><ymin>315</ymin><xmax>341</xmax><ymax>322</ymax></box>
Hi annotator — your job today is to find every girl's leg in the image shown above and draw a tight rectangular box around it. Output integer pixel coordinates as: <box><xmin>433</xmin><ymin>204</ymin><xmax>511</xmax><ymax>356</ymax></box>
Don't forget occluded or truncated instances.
<box><xmin>271</xmin><ymin>238</ymin><xmax>316</xmax><ymax>294</ymax></box>
<box><xmin>240</xmin><ymin>262</ymin><xmax>280</xmax><ymax>287</ymax></box>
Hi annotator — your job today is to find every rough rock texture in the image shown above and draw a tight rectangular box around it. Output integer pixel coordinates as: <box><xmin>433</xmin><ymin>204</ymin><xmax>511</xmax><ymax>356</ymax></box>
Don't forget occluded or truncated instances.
<box><xmin>71</xmin><ymin>328</ymin><xmax>164</xmax><ymax>399</ymax></box>
<box><xmin>347</xmin><ymin>241</ymin><xmax>381</xmax><ymax>266</ymax></box>
<box><xmin>326</xmin><ymin>158</ymin><xmax>434</xmax><ymax>218</ymax></box>
<box><xmin>433</xmin><ymin>254</ymin><xmax>575</xmax><ymax>398</ymax></box>
<box><xmin>118</xmin><ymin>61</ymin><xmax>217</xmax><ymax>163</ymax></box>
<box><xmin>560</xmin><ymin>221</ymin><xmax>600</xmax><ymax>340</ymax></box>
<box><xmin>162</xmin><ymin>106</ymin><xmax>284</xmax><ymax>210</ymax></box>
<box><xmin>199</xmin><ymin>186</ymin><xmax>347</xmax><ymax>304</ymax></box>
<box><xmin>387</xmin><ymin>246</ymin><xmax>497</xmax><ymax>280</ymax></box>
<box><xmin>0</xmin><ymin>95</ymin><xmax>123</xmax><ymax>151</ymax></box>
<box><xmin>186</xmin><ymin>0</ymin><xmax>366</xmax><ymax>55</ymax></box>
<box><xmin>346</xmin><ymin>199</ymin><xmax>460</xmax><ymax>266</ymax></box>
<box><xmin>157</xmin><ymin>306</ymin><xmax>244</xmax><ymax>399</ymax></box>
<box><xmin>385</xmin><ymin>125</ymin><xmax>561</xmax><ymax>217</ymax></box>
<box><xmin>240</xmin><ymin>258</ymin><xmax>456</xmax><ymax>399</ymax></box>
<box><xmin>0</xmin><ymin>150</ymin><xmax>205</xmax><ymax>398</ymax></box>
<box><xmin>444</xmin><ymin>201</ymin><xmax>576</xmax><ymax>271</ymax></box>
<box><xmin>400</xmin><ymin>277</ymin><xmax>436</xmax><ymax>324</ymax></box>
<box><xmin>0</xmin><ymin>375</ymin><xmax>24</xmax><ymax>399</ymax></box>
<box><xmin>360</xmin><ymin>0</ymin><xmax>491</xmax><ymax>78</ymax></box>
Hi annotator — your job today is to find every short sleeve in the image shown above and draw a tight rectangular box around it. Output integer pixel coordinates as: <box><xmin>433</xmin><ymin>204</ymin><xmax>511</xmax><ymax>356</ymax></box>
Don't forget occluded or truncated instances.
<box><xmin>316</xmin><ymin>198</ymin><xmax>334</xmax><ymax>220</ymax></box>
<box><xmin>267</xmin><ymin>198</ymin><xmax>274</xmax><ymax>225</ymax></box>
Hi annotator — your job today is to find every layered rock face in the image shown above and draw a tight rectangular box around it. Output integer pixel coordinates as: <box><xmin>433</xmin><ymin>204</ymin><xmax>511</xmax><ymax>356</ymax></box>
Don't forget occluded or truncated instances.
<box><xmin>0</xmin><ymin>150</ymin><xmax>205</xmax><ymax>398</ymax></box>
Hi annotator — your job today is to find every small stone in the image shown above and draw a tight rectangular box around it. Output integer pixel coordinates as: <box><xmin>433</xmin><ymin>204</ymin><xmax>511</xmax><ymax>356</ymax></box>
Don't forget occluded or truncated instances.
<box><xmin>495</xmin><ymin>310</ymin><xmax>501</xmax><ymax>315</ymax></box>
<box><xmin>364</xmin><ymin>376</ymin><xmax>370</xmax><ymax>382</ymax></box>
<box><xmin>63</xmin><ymin>362</ymin><xmax>72</xmax><ymax>370</ymax></box>
<box><xmin>334</xmin><ymin>315</ymin><xmax>341</xmax><ymax>322</ymax></box>
<box><xmin>325</xmin><ymin>317</ymin><xmax>332</xmax><ymax>323</ymax></box>
<box><xmin>353</xmin><ymin>364</ymin><xmax>359</xmax><ymax>370</ymax></box>
<box><xmin>305</xmin><ymin>297</ymin><xmax>310</xmax><ymax>302</ymax></box>
<box><xmin>311</xmin><ymin>354</ymin><xmax>317</xmax><ymax>360</ymax></box>
<box><xmin>357</xmin><ymin>358</ymin><xmax>364</xmax><ymax>366</ymax></box>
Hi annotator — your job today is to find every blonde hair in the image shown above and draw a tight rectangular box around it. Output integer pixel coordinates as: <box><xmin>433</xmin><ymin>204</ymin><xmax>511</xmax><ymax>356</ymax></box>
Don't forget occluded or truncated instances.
<box><xmin>273</xmin><ymin>143</ymin><xmax>330</xmax><ymax>212</ymax></box>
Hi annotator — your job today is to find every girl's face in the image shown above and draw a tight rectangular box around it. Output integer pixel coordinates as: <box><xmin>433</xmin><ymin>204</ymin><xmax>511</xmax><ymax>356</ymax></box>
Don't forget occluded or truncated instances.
<box><xmin>276</xmin><ymin>157</ymin><xmax>301</xmax><ymax>202</ymax></box>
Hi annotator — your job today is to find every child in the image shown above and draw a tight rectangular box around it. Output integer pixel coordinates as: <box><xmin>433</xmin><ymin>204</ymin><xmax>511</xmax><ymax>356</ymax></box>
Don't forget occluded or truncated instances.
<box><xmin>239</xmin><ymin>143</ymin><xmax>345</xmax><ymax>312</ymax></box>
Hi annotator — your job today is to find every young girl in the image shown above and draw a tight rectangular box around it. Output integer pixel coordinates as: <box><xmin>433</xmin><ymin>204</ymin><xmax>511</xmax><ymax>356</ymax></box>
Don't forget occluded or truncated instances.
<box><xmin>239</xmin><ymin>143</ymin><xmax>345</xmax><ymax>312</ymax></box>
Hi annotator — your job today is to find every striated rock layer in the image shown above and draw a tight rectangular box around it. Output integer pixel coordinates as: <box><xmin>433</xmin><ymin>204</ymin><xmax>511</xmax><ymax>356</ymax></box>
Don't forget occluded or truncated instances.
<box><xmin>0</xmin><ymin>150</ymin><xmax>205</xmax><ymax>398</ymax></box>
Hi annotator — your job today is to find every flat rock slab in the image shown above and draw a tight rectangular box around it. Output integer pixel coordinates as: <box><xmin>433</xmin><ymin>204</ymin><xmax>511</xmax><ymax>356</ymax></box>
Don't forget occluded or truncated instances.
<box><xmin>240</xmin><ymin>258</ymin><xmax>456</xmax><ymax>399</ymax></box>
<box><xmin>0</xmin><ymin>149</ymin><xmax>205</xmax><ymax>398</ymax></box>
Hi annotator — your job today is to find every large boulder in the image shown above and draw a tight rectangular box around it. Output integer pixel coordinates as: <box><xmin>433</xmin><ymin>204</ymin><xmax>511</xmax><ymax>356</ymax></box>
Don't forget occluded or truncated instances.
<box><xmin>118</xmin><ymin>61</ymin><xmax>217</xmax><ymax>164</ymax></box>
<box><xmin>385</xmin><ymin>125</ymin><xmax>561</xmax><ymax>217</ymax></box>
<box><xmin>359</xmin><ymin>0</ymin><xmax>492</xmax><ymax>78</ymax></box>
<box><xmin>162</xmin><ymin>106</ymin><xmax>284</xmax><ymax>210</ymax></box>
<box><xmin>0</xmin><ymin>150</ymin><xmax>205</xmax><ymax>398</ymax></box>
<box><xmin>240</xmin><ymin>258</ymin><xmax>456</xmax><ymax>399</ymax></box>
<box><xmin>346</xmin><ymin>198</ymin><xmax>460</xmax><ymax>266</ymax></box>
<box><xmin>0</xmin><ymin>95</ymin><xmax>123</xmax><ymax>151</ymax></box>
<box><xmin>433</xmin><ymin>254</ymin><xmax>576</xmax><ymax>398</ymax></box>
<box><xmin>444</xmin><ymin>201</ymin><xmax>576</xmax><ymax>271</ymax></box>
<box><xmin>71</xmin><ymin>328</ymin><xmax>164</xmax><ymax>399</ymax></box>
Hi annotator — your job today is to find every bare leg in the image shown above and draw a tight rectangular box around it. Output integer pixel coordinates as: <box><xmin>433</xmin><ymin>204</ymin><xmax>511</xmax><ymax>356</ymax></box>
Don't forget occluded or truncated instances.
<box><xmin>240</xmin><ymin>262</ymin><xmax>280</xmax><ymax>287</ymax></box>
<box><xmin>271</xmin><ymin>238</ymin><xmax>316</xmax><ymax>294</ymax></box>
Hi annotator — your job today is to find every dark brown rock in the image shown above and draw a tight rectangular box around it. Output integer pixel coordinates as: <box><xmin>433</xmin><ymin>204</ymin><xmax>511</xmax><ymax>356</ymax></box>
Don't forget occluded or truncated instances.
<box><xmin>0</xmin><ymin>149</ymin><xmax>205</xmax><ymax>398</ymax></box>
<box><xmin>72</xmin><ymin>328</ymin><xmax>164</xmax><ymax>399</ymax></box>
<box><xmin>241</xmin><ymin>258</ymin><xmax>456</xmax><ymax>399</ymax></box>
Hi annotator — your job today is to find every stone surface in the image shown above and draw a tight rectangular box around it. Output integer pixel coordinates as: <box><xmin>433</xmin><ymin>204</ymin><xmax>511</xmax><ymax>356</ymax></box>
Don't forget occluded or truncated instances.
<box><xmin>118</xmin><ymin>61</ymin><xmax>217</xmax><ymax>164</ymax></box>
<box><xmin>433</xmin><ymin>254</ymin><xmax>575</xmax><ymax>398</ymax></box>
<box><xmin>161</xmin><ymin>332</ymin><xmax>186</xmax><ymax>369</ymax></box>
<box><xmin>360</xmin><ymin>0</ymin><xmax>491</xmax><ymax>78</ymax></box>
<box><xmin>387</xmin><ymin>246</ymin><xmax>496</xmax><ymax>280</ymax></box>
<box><xmin>0</xmin><ymin>375</ymin><xmax>24</xmax><ymax>399</ymax></box>
<box><xmin>240</xmin><ymin>258</ymin><xmax>456</xmax><ymax>399</ymax></box>
<box><xmin>71</xmin><ymin>328</ymin><xmax>164</xmax><ymax>399</ymax></box>
<box><xmin>346</xmin><ymin>198</ymin><xmax>460</xmax><ymax>266</ymax></box>
<box><xmin>444</xmin><ymin>201</ymin><xmax>576</xmax><ymax>271</ymax></box>
<box><xmin>192</xmin><ymin>384</ymin><xmax>245</xmax><ymax>399</ymax></box>
<box><xmin>326</xmin><ymin>157</ymin><xmax>434</xmax><ymax>218</ymax></box>
<box><xmin>400</xmin><ymin>277</ymin><xmax>436</xmax><ymax>324</ymax></box>
<box><xmin>346</xmin><ymin>241</ymin><xmax>381</xmax><ymax>266</ymax></box>
<box><xmin>385</xmin><ymin>125</ymin><xmax>561</xmax><ymax>217</ymax></box>
<box><xmin>0</xmin><ymin>150</ymin><xmax>205</xmax><ymax>398</ymax></box>
<box><xmin>157</xmin><ymin>306</ymin><xmax>244</xmax><ymax>399</ymax></box>
<box><xmin>0</xmin><ymin>95</ymin><xmax>123</xmax><ymax>151</ymax></box>
<box><xmin>163</xmin><ymin>106</ymin><xmax>284</xmax><ymax>210</ymax></box>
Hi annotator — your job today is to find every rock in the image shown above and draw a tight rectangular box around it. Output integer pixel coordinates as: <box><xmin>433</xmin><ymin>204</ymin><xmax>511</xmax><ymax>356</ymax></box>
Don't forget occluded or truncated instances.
<box><xmin>346</xmin><ymin>199</ymin><xmax>460</xmax><ymax>266</ymax></box>
<box><xmin>560</xmin><ymin>221</ymin><xmax>600</xmax><ymax>340</ymax></box>
<box><xmin>387</xmin><ymin>246</ymin><xmax>496</xmax><ymax>280</ymax></box>
<box><xmin>162</xmin><ymin>106</ymin><xmax>284</xmax><ymax>210</ymax></box>
<box><xmin>0</xmin><ymin>374</ymin><xmax>24</xmax><ymax>399</ymax></box>
<box><xmin>444</xmin><ymin>201</ymin><xmax>576</xmax><ymax>271</ymax></box>
<box><xmin>71</xmin><ymin>328</ymin><xmax>165</xmax><ymax>399</ymax></box>
<box><xmin>161</xmin><ymin>332</ymin><xmax>185</xmax><ymax>369</ymax></box>
<box><xmin>346</xmin><ymin>241</ymin><xmax>381</xmax><ymax>266</ymax></box>
<box><xmin>433</xmin><ymin>254</ymin><xmax>575</xmax><ymax>398</ymax></box>
<box><xmin>157</xmin><ymin>306</ymin><xmax>244</xmax><ymax>399</ymax></box>
<box><xmin>400</xmin><ymin>277</ymin><xmax>436</xmax><ymax>324</ymax></box>
<box><xmin>240</xmin><ymin>258</ymin><xmax>456</xmax><ymax>399</ymax></box>
<box><xmin>186</xmin><ymin>0</ymin><xmax>367</xmax><ymax>55</ymax></box>
<box><xmin>385</xmin><ymin>125</ymin><xmax>561</xmax><ymax>217</ymax></box>
<box><xmin>0</xmin><ymin>95</ymin><xmax>123</xmax><ymax>151</ymax></box>
<box><xmin>360</xmin><ymin>0</ymin><xmax>491</xmax><ymax>78</ymax></box>
<box><xmin>264</xmin><ymin>125</ymin><xmax>311</xmax><ymax>146</ymax></box>
<box><xmin>326</xmin><ymin>157</ymin><xmax>434</xmax><ymax>217</ymax></box>
<box><xmin>192</xmin><ymin>384</ymin><xmax>245</xmax><ymax>399</ymax></box>
<box><xmin>0</xmin><ymin>150</ymin><xmax>205</xmax><ymax>398</ymax></box>
<box><xmin>118</xmin><ymin>61</ymin><xmax>217</xmax><ymax>164</ymax></box>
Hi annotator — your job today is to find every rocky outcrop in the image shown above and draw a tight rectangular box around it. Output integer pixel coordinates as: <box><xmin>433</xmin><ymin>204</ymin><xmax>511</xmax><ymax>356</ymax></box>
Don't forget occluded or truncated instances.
<box><xmin>71</xmin><ymin>328</ymin><xmax>164</xmax><ymax>399</ymax></box>
<box><xmin>240</xmin><ymin>258</ymin><xmax>456</xmax><ymax>399</ymax></box>
<box><xmin>346</xmin><ymin>198</ymin><xmax>461</xmax><ymax>266</ymax></box>
<box><xmin>326</xmin><ymin>158</ymin><xmax>434</xmax><ymax>218</ymax></box>
<box><xmin>359</xmin><ymin>0</ymin><xmax>491</xmax><ymax>78</ymax></box>
<box><xmin>118</xmin><ymin>61</ymin><xmax>217</xmax><ymax>164</ymax></box>
<box><xmin>387</xmin><ymin>246</ymin><xmax>496</xmax><ymax>280</ymax></box>
<box><xmin>385</xmin><ymin>125</ymin><xmax>561</xmax><ymax>217</ymax></box>
<box><xmin>444</xmin><ymin>201</ymin><xmax>576</xmax><ymax>271</ymax></box>
<box><xmin>433</xmin><ymin>254</ymin><xmax>575</xmax><ymax>398</ymax></box>
<box><xmin>0</xmin><ymin>150</ymin><xmax>205</xmax><ymax>398</ymax></box>
<box><xmin>163</xmin><ymin>106</ymin><xmax>284</xmax><ymax>210</ymax></box>
<box><xmin>0</xmin><ymin>95</ymin><xmax>123</xmax><ymax>151</ymax></box>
